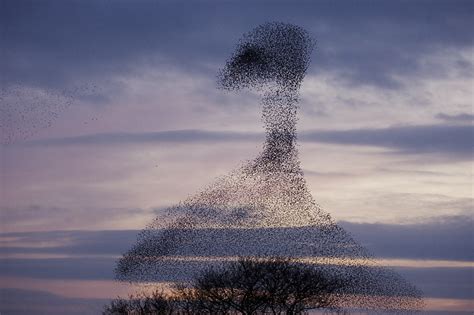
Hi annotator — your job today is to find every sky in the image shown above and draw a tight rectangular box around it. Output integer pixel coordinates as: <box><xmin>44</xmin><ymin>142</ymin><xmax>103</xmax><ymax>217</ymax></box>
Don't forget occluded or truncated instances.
<box><xmin>0</xmin><ymin>0</ymin><xmax>473</xmax><ymax>314</ymax></box>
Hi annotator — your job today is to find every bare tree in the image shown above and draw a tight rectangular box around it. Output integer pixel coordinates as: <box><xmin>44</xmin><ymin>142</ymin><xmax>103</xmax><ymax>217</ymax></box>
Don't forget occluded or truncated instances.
<box><xmin>104</xmin><ymin>257</ymin><xmax>342</xmax><ymax>314</ymax></box>
<box><xmin>254</xmin><ymin>258</ymin><xmax>341</xmax><ymax>314</ymax></box>
<box><xmin>103</xmin><ymin>290</ymin><xmax>175</xmax><ymax>315</ymax></box>
<box><xmin>174</xmin><ymin>257</ymin><xmax>342</xmax><ymax>315</ymax></box>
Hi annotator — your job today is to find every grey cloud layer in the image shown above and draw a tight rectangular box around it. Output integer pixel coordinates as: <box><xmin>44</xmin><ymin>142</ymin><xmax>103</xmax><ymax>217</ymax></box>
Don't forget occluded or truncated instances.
<box><xmin>0</xmin><ymin>205</ymin><xmax>165</xmax><ymax>233</ymax></box>
<box><xmin>1</xmin><ymin>214</ymin><xmax>472</xmax><ymax>261</ymax></box>
<box><xmin>24</xmin><ymin>130</ymin><xmax>260</xmax><ymax>146</ymax></box>
<box><xmin>0</xmin><ymin>216</ymin><xmax>472</xmax><ymax>300</ymax></box>
<box><xmin>1</xmin><ymin>257</ymin><xmax>471</xmax><ymax>300</ymax></box>
<box><xmin>23</xmin><ymin>124</ymin><xmax>473</xmax><ymax>159</ymax></box>
<box><xmin>300</xmin><ymin>124</ymin><xmax>473</xmax><ymax>157</ymax></box>
<box><xmin>339</xmin><ymin>216</ymin><xmax>473</xmax><ymax>261</ymax></box>
<box><xmin>2</xmin><ymin>0</ymin><xmax>473</xmax><ymax>91</ymax></box>
<box><xmin>436</xmin><ymin>112</ymin><xmax>474</xmax><ymax>123</ymax></box>
<box><xmin>0</xmin><ymin>288</ymin><xmax>105</xmax><ymax>315</ymax></box>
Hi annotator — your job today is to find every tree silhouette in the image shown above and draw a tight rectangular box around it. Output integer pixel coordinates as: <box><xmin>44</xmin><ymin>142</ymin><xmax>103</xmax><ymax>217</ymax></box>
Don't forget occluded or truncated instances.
<box><xmin>103</xmin><ymin>290</ymin><xmax>175</xmax><ymax>315</ymax></box>
<box><xmin>183</xmin><ymin>257</ymin><xmax>342</xmax><ymax>315</ymax></box>
<box><xmin>104</xmin><ymin>257</ymin><xmax>342</xmax><ymax>314</ymax></box>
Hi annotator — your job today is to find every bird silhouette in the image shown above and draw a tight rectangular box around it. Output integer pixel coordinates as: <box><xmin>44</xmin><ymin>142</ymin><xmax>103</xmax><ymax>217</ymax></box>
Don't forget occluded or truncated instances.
<box><xmin>116</xmin><ymin>22</ymin><xmax>423</xmax><ymax>313</ymax></box>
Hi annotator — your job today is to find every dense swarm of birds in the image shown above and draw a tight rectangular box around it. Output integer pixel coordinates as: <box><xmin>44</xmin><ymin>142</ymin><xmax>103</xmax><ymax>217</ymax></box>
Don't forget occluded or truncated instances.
<box><xmin>116</xmin><ymin>22</ymin><xmax>424</xmax><ymax>313</ymax></box>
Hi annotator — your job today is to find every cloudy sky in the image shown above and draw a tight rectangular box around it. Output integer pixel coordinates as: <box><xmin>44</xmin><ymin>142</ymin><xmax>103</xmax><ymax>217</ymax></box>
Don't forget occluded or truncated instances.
<box><xmin>1</xmin><ymin>0</ymin><xmax>473</xmax><ymax>314</ymax></box>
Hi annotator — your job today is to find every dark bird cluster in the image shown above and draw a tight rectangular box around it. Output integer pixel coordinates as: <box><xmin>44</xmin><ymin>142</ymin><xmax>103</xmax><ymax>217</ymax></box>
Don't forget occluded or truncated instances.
<box><xmin>116</xmin><ymin>22</ymin><xmax>424</xmax><ymax>313</ymax></box>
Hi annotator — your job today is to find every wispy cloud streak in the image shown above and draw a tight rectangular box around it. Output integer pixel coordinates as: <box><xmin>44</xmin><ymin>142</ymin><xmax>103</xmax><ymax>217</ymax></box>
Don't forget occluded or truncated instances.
<box><xmin>21</xmin><ymin>124</ymin><xmax>473</xmax><ymax>158</ymax></box>
<box><xmin>435</xmin><ymin>112</ymin><xmax>474</xmax><ymax>123</ymax></box>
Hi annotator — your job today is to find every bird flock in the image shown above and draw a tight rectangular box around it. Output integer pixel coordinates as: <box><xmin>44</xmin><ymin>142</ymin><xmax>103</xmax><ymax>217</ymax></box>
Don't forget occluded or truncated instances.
<box><xmin>0</xmin><ymin>84</ymin><xmax>99</xmax><ymax>145</ymax></box>
<box><xmin>116</xmin><ymin>22</ymin><xmax>424</xmax><ymax>313</ymax></box>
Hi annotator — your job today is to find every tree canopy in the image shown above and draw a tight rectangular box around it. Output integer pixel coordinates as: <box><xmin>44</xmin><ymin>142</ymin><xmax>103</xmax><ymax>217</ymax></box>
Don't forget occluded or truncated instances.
<box><xmin>104</xmin><ymin>257</ymin><xmax>342</xmax><ymax>315</ymax></box>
